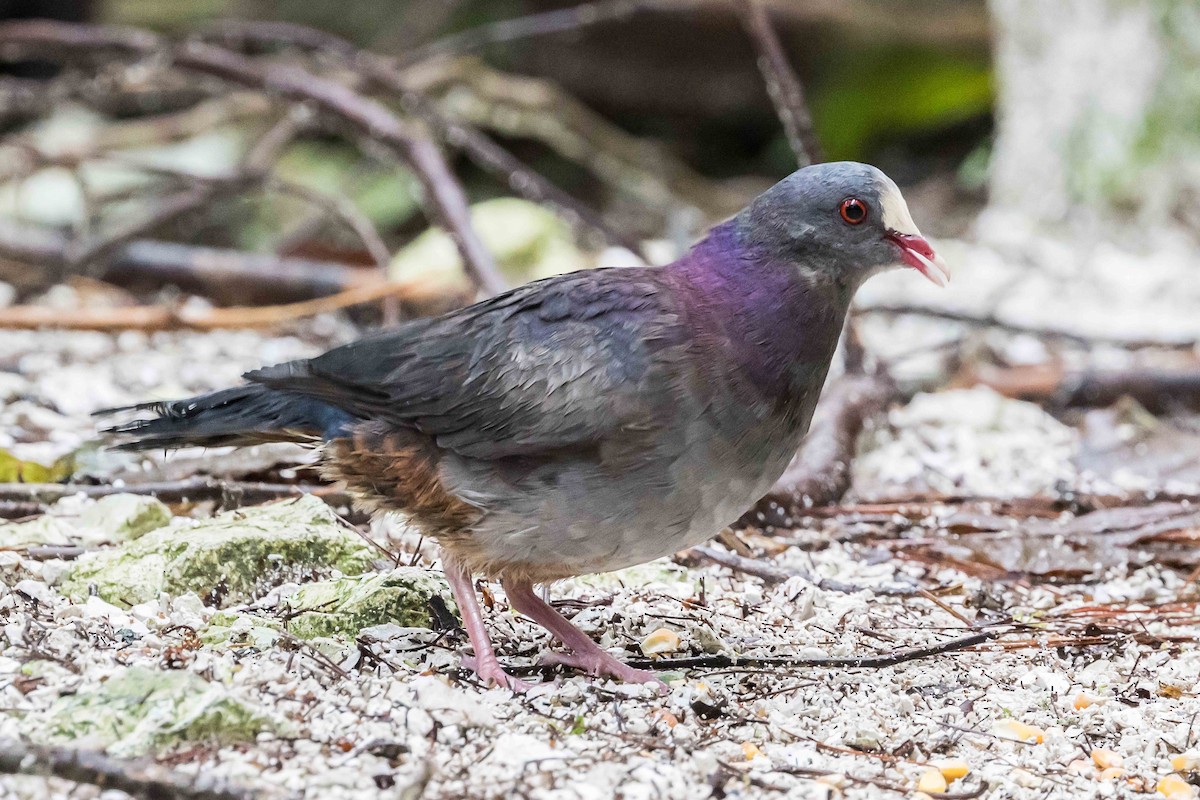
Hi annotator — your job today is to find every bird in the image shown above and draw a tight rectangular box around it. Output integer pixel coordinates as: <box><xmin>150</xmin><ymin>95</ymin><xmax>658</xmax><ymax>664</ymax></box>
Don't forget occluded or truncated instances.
<box><xmin>104</xmin><ymin>161</ymin><xmax>948</xmax><ymax>692</ymax></box>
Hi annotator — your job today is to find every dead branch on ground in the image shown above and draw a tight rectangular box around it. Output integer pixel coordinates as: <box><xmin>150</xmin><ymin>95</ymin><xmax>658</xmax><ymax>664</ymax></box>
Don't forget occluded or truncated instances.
<box><xmin>957</xmin><ymin>363</ymin><xmax>1200</xmax><ymax>412</ymax></box>
<box><xmin>0</xmin><ymin>738</ymin><xmax>255</xmax><ymax>800</ymax></box>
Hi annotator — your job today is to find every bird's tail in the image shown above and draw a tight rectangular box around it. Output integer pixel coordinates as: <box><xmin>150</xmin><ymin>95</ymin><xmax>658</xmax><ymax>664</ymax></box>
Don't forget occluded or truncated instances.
<box><xmin>100</xmin><ymin>384</ymin><xmax>356</xmax><ymax>451</ymax></box>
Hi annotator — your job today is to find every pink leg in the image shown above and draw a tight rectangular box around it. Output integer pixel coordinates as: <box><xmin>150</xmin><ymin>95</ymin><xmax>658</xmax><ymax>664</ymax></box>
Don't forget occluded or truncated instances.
<box><xmin>502</xmin><ymin>579</ymin><xmax>666</xmax><ymax>691</ymax></box>
<box><xmin>443</xmin><ymin>560</ymin><xmax>531</xmax><ymax>692</ymax></box>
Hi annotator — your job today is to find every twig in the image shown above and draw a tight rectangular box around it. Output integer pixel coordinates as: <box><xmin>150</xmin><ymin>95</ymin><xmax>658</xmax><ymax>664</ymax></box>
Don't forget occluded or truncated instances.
<box><xmin>0</xmin><ymin>738</ymin><xmax>255</xmax><ymax>800</ymax></box>
<box><xmin>734</xmin><ymin>0</ymin><xmax>822</xmax><ymax>166</ymax></box>
<box><xmin>623</xmin><ymin>628</ymin><xmax>1002</xmax><ymax>670</ymax></box>
<box><xmin>740</xmin><ymin>372</ymin><xmax>898</xmax><ymax>530</ymax></box>
<box><xmin>861</xmin><ymin>303</ymin><xmax>1197</xmax><ymax>351</ymax></box>
<box><xmin>683</xmin><ymin>545</ymin><xmax>916</xmax><ymax>595</ymax></box>
<box><xmin>0</xmin><ymin>20</ymin><xmax>506</xmax><ymax>297</ymax></box>
<box><xmin>0</xmin><ymin>479</ymin><xmax>352</xmax><ymax>509</ymax></box>
<box><xmin>396</xmin><ymin>0</ymin><xmax>696</xmax><ymax>67</ymax></box>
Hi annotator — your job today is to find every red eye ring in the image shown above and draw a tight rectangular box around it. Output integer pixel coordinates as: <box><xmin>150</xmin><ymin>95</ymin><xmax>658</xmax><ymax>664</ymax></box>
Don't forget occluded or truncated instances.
<box><xmin>839</xmin><ymin>197</ymin><xmax>868</xmax><ymax>225</ymax></box>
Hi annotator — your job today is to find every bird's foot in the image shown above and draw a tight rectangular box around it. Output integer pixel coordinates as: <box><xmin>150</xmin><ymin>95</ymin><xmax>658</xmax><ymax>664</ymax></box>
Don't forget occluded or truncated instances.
<box><xmin>460</xmin><ymin>654</ymin><xmax>534</xmax><ymax>693</ymax></box>
<box><xmin>539</xmin><ymin>650</ymin><xmax>667</xmax><ymax>692</ymax></box>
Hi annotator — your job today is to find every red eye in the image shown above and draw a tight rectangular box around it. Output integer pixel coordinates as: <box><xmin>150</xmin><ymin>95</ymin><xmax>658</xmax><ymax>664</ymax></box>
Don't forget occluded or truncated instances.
<box><xmin>839</xmin><ymin>198</ymin><xmax>868</xmax><ymax>225</ymax></box>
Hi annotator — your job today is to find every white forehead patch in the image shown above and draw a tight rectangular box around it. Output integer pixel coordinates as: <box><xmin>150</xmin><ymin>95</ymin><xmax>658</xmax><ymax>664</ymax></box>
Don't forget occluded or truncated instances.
<box><xmin>877</xmin><ymin>180</ymin><xmax>921</xmax><ymax>236</ymax></box>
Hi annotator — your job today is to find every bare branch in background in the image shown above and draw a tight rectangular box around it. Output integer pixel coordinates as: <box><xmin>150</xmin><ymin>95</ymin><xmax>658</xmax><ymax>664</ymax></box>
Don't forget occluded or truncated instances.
<box><xmin>734</xmin><ymin>0</ymin><xmax>822</xmax><ymax>166</ymax></box>
<box><xmin>0</xmin><ymin>739</ymin><xmax>255</xmax><ymax>800</ymax></box>
<box><xmin>395</xmin><ymin>0</ymin><xmax>699</xmax><ymax>67</ymax></box>
<box><xmin>202</xmin><ymin>20</ymin><xmax>647</xmax><ymax>255</ymax></box>
<box><xmin>0</xmin><ymin>20</ymin><xmax>506</xmax><ymax>297</ymax></box>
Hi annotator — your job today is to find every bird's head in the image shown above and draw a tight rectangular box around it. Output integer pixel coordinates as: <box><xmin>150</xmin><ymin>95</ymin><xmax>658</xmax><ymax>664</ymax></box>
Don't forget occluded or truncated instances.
<box><xmin>737</xmin><ymin>161</ymin><xmax>950</xmax><ymax>288</ymax></box>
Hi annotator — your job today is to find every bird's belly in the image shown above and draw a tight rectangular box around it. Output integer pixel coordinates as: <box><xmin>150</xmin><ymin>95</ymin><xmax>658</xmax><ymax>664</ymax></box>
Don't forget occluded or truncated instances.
<box><xmin>449</xmin><ymin>427</ymin><xmax>800</xmax><ymax>581</ymax></box>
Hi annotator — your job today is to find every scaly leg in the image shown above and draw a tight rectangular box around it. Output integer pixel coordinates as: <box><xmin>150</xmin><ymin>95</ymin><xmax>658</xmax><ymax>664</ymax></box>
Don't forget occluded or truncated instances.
<box><xmin>502</xmin><ymin>579</ymin><xmax>666</xmax><ymax>691</ymax></box>
<box><xmin>443</xmin><ymin>559</ymin><xmax>531</xmax><ymax>692</ymax></box>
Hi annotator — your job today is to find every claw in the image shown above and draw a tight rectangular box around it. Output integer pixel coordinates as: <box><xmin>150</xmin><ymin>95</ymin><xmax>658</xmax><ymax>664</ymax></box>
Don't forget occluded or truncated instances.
<box><xmin>460</xmin><ymin>654</ymin><xmax>534</xmax><ymax>693</ymax></box>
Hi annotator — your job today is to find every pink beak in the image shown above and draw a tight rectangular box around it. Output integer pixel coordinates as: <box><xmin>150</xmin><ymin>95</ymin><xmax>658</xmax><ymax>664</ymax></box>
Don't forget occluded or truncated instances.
<box><xmin>886</xmin><ymin>231</ymin><xmax>950</xmax><ymax>287</ymax></box>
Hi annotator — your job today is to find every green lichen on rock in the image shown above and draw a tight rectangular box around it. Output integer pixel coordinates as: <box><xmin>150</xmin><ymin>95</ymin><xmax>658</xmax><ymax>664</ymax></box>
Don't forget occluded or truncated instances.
<box><xmin>61</xmin><ymin>495</ymin><xmax>375</xmax><ymax>608</ymax></box>
<box><xmin>202</xmin><ymin>610</ymin><xmax>284</xmax><ymax>650</ymax></box>
<box><xmin>31</xmin><ymin>667</ymin><xmax>289</xmax><ymax>757</ymax></box>
<box><xmin>0</xmin><ymin>493</ymin><xmax>170</xmax><ymax>548</ymax></box>
<box><xmin>284</xmin><ymin>568</ymin><xmax>456</xmax><ymax>639</ymax></box>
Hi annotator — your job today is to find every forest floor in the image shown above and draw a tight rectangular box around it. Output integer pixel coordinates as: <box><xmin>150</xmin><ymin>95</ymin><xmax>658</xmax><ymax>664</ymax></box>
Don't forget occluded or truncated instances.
<box><xmin>2</xmin><ymin>261</ymin><xmax>1199</xmax><ymax>800</ymax></box>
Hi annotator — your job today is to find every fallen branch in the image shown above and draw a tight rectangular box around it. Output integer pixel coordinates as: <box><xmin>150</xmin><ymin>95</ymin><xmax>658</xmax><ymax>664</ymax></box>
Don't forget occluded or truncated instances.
<box><xmin>0</xmin><ymin>20</ymin><xmax>506</xmax><ymax>297</ymax></box>
<box><xmin>397</xmin><ymin>0</ymin><xmax>696</xmax><ymax>67</ymax></box>
<box><xmin>739</xmin><ymin>372</ymin><xmax>899</xmax><ymax>530</ymax></box>
<box><xmin>624</xmin><ymin>628</ymin><xmax>1001</xmax><ymax>671</ymax></box>
<box><xmin>958</xmin><ymin>363</ymin><xmax>1200</xmax><ymax>412</ymax></box>
<box><xmin>734</xmin><ymin>0</ymin><xmax>822</xmax><ymax>165</ymax></box>
<box><xmin>682</xmin><ymin>544</ymin><xmax>916</xmax><ymax>595</ymax></box>
<box><xmin>0</xmin><ymin>738</ymin><xmax>255</xmax><ymax>800</ymax></box>
<box><xmin>0</xmin><ymin>218</ymin><xmax>369</xmax><ymax>302</ymax></box>
<box><xmin>0</xmin><ymin>479</ymin><xmax>352</xmax><ymax>509</ymax></box>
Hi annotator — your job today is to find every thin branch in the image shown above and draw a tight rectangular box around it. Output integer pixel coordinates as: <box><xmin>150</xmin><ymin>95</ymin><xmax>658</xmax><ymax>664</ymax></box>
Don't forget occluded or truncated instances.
<box><xmin>734</xmin><ymin>0</ymin><xmax>822</xmax><ymax>166</ymax></box>
<box><xmin>0</xmin><ymin>479</ymin><xmax>352</xmax><ymax>509</ymax></box>
<box><xmin>0</xmin><ymin>738</ymin><xmax>255</xmax><ymax>800</ymax></box>
<box><xmin>396</xmin><ymin>0</ymin><xmax>697</xmax><ymax>67</ymax></box>
<box><xmin>683</xmin><ymin>544</ymin><xmax>916</xmax><ymax>595</ymax></box>
<box><xmin>515</xmin><ymin>629</ymin><xmax>1002</xmax><ymax>674</ymax></box>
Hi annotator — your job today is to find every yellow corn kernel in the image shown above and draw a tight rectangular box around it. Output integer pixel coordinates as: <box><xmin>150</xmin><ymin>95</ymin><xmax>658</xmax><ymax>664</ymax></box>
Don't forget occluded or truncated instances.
<box><xmin>995</xmin><ymin>719</ymin><xmax>1045</xmax><ymax>743</ymax></box>
<box><xmin>1073</xmin><ymin>692</ymin><xmax>1096</xmax><ymax>710</ymax></box>
<box><xmin>1158</xmin><ymin>774</ymin><xmax>1198</xmax><ymax>798</ymax></box>
<box><xmin>918</xmin><ymin>769</ymin><xmax>948</xmax><ymax>793</ymax></box>
<box><xmin>1098</xmin><ymin>767</ymin><xmax>1126</xmax><ymax>781</ymax></box>
<box><xmin>640</xmin><ymin>627</ymin><xmax>680</xmax><ymax>656</ymax></box>
<box><xmin>1092</xmin><ymin>749</ymin><xmax>1123</xmax><ymax>770</ymax></box>
<box><xmin>741</xmin><ymin>742</ymin><xmax>762</xmax><ymax>761</ymax></box>
<box><xmin>1172</xmin><ymin>753</ymin><xmax>1200</xmax><ymax>772</ymax></box>
<box><xmin>932</xmin><ymin>759</ymin><xmax>970</xmax><ymax>782</ymax></box>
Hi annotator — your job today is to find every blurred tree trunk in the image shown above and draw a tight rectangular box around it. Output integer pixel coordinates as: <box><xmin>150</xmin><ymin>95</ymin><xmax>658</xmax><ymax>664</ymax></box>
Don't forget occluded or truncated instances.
<box><xmin>988</xmin><ymin>0</ymin><xmax>1200</xmax><ymax>227</ymax></box>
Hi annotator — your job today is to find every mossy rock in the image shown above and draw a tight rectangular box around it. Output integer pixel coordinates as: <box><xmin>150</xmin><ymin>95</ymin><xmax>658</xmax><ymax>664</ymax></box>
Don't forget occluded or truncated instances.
<box><xmin>284</xmin><ymin>567</ymin><xmax>456</xmax><ymax>639</ymax></box>
<box><xmin>0</xmin><ymin>493</ymin><xmax>170</xmax><ymax>548</ymax></box>
<box><xmin>31</xmin><ymin>666</ymin><xmax>290</xmax><ymax>757</ymax></box>
<box><xmin>61</xmin><ymin>495</ymin><xmax>376</xmax><ymax>608</ymax></box>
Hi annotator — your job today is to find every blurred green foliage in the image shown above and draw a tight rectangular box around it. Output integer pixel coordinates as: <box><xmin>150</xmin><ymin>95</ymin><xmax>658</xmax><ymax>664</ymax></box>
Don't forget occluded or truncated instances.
<box><xmin>811</xmin><ymin>46</ymin><xmax>993</xmax><ymax>161</ymax></box>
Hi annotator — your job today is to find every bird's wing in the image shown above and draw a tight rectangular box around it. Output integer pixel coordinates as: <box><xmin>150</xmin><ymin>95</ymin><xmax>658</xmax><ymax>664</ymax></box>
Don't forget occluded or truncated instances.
<box><xmin>247</xmin><ymin>269</ymin><xmax>694</xmax><ymax>460</ymax></box>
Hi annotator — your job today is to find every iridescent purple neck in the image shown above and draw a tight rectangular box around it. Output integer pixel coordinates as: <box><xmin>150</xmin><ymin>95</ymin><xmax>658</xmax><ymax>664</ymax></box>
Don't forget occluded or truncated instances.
<box><xmin>668</xmin><ymin>220</ymin><xmax>852</xmax><ymax>408</ymax></box>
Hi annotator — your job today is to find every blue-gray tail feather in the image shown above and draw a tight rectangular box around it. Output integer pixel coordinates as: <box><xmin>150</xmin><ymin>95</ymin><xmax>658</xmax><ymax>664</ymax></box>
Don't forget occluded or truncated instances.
<box><xmin>100</xmin><ymin>384</ymin><xmax>356</xmax><ymax>451</ymax></box>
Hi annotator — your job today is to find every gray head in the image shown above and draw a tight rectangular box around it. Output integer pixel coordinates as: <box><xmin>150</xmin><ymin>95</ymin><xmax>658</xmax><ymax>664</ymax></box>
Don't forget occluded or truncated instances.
<box><xmin>737</xmin><ymin>161</ymin><xmax>949</xmax><ymax>287</ymax></box>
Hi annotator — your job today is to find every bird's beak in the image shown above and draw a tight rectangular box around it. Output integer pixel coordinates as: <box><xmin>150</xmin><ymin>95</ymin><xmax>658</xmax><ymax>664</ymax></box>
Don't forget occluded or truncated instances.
<box><xmin>886</xmin><ymin>231</ymin><xmax>950</xmax><ymax>287</ymax></box>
